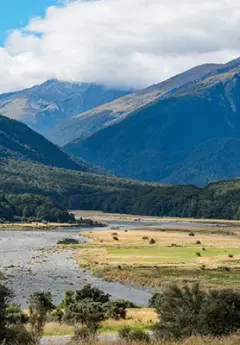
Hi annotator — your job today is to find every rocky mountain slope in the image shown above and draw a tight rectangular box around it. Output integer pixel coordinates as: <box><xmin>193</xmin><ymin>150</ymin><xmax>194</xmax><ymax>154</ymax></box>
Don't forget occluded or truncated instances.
<box><xmin>0</xmin><ymin>80</ymin><xmax>130</xmax><ymax>140</ymax></box>
<box><xmin>66</xmin><ymin>58</ymin><xmax>240</xmax><ymax>186</ymax></box>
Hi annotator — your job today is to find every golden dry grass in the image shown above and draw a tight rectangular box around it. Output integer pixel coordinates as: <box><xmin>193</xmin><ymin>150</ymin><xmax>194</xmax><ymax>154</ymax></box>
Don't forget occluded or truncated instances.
<box><xmin>73</xmin><ymin>228</ymin><xmax>240</xmax><ymax>289</ymax></box>
<box><xmin>43</xmin><ymin>309</ymin><xmax>157</xmax><ymax>336</ymax></box>
<box><xmin>69</xmin><ymin>334</ymin><xmax>240</xmax><ymax>345</ymax></box>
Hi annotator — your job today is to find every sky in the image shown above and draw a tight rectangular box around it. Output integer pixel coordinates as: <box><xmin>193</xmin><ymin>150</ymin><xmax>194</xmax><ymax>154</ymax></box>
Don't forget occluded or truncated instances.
<box><xmin>0</xmin><ymin>0</ymin><xmax>58</xmax><ymax>44</ymax></box>
<box><xmin>0</xmin><ymin>0</ymin><xmax>240</xmax><ymax>94</ymax></box>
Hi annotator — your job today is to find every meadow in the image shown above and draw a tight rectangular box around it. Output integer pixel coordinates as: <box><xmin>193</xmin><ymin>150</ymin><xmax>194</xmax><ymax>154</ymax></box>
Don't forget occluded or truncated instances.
<box><xmin>73</xmin><ymin>224</ymin><xmax>240</xmax><ymax>289</ymax></box>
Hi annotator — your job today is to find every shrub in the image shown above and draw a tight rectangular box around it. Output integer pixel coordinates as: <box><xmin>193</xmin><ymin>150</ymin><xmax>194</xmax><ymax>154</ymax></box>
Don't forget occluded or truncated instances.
<box><xmin>129</xmin><ymin>329</ymin><xmax>150</xmax><ymax>342</ymax></box>
<box><xmin>149</xmin><ymin>293</ymin><xmax>162</xmax><ymax>308</ymax></box>
<box><xmin>196</xmin><ymin>252</ymin><xmax>202</xmax><ymax>257</ymax></box>
<box><xmin>119</xmin><ymin>327</ymin><xmax>150</xmax><ymax>342</ymax></box>
<box><xmin>71</xmin><ymin>326</ymin><xmax>92</xmax><ymax>341</ymax></box>
<box><xmin>229</xmin><ymin>254</ymin><xmax>234</xmax><ymax>258</ymax></box>
<box><xmin>104</xmin><ymin>301</ymin><xmax>127</xmax><ymax>320</ymax></box>
<box><xmin>64</xmin><ymin>299</ymin><xmax>106</xmax><ymax>333</ymax></box>
<box><xmin>195</xmin><ymin>240</ymin><xmax>201</xmax><ymax>245</ymax></box>
<box><xmin>113</xmin><ymin>236</ymin><xmax>119</xmax><ymax>241</ymax></box>
<box><xmin>75</xmin><ymin>285</ymin><xmax>110</xmax><ymax>304</ymax></box>
<box><xmin>28</xmin><ymin>292</ymin><xmax>55</xmax><ymax>342</ymax></box>
<box><xmin>112</xmin><ymin>232</ymin><xmax>118</xmax><ymax>236</ymax></box>
<box><xmin>118</xmin><ymin>326</ymin><xmax>131</xmax><ymax>339</ymax></box>
<box><xmin>47</xmin><ymin>308</ymin><xmax>64</xmax><ymax>323</ymax></box>
<box><xmin>142</xmin><ymin>236</ymin><xmax>149</xmax><ymax>240</ymax></box>
<box><xmin>6</xmin><ymin>304</ymin><xmax>29</xmax><ymax>325</ymax></box>
<box><xmin>57</xmin><ymin>238</ymin><xmax>79</xmax><ymax>245</ymax></box>
<box><xmin>149</xmin><ymin>238</ymin><xmax>156</xmax><ymax>244</ymax></box>
<box><xmin>189</xmin><ymin>232</ymin><xmax>195</xmax><ymax>237</ymax></box>
<box><xmin>155</xmin><ymin>283</ymin><xmax>240</xmax><ymax>339</ymax></box>
<box><xmin>117</xmin><ymin>300</ymin><xmax>138</xmax><ymax>308</ymax></box>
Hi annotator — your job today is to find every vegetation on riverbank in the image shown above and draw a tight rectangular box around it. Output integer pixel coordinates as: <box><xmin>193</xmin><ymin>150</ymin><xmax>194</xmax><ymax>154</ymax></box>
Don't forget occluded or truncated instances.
<box><xmin>74</xmin><ymin>227</ymin><xmax>240</xmax><ymax>289</ymax></box>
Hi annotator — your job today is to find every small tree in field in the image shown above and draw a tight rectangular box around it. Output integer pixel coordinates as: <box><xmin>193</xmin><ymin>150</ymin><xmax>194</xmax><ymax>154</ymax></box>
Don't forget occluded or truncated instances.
<box><xmin>64</xmin><ymin>299</ymin><xmax>106</xmax><ymax>334</ymax></box>
<box><xmin>29</xmin><ymin>292</ymin><xmax>55</xmax><ymax>342</ymax></box>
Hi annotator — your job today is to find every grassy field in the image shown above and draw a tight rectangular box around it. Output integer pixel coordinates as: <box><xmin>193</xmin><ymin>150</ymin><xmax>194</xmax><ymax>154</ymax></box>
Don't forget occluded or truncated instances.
<box><xmin>43</xmin><ymin>308</ymin><xmax>157</xmax><ymax>336</ymax></box>
<box><xmin>73</xmin><ymin>226</ymin><xmax>240</xmax><ymax>289</ymax></box>
<box><xmin>68</xmin><ymin>335</ymin><xmax>240</xmax><ymax>345</ymax></box>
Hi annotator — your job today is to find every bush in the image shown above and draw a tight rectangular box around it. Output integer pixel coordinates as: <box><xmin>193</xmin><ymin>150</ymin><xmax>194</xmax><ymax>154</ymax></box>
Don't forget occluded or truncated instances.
<box><xmin>6</xmin><ymin>304</ymin><xmax>29</xmax><ymax>325</ymax></box>
<box><xmin>104</xmin><ymin>301</ymin><xmax>127</xmax><ymax>320</ymax></box>
<box><xmin>64</xmin><ymin>299</ymin><xmax>106</xmax><ymax>333</ymax></box>
<box><xmin>71</xmin><ymin>326</ymin><xmax>92</xmax><ymax>341</ymax></box>
<box><xmin>75</xmin><ymin>285</ymin><xmax>110</xmax><ymax>304</ymax></box>
<box><xmin>142</xmin><ymin>236</ymin><xmax>149</xmax><ymax>240</ymax></box>
<box><xmin>57</xmin><ymin>238</ymin><xmax>79</xmax><ymax>245</ymax></box>
<box><xmin>119</xmin><ymin>326</ymin><xmax>131</xmax><ymax>339</ymax></box>
<box><xmin>149</xmin><ymin>293</ymin><xmax>162</xmax><ymax>308</ymax></box>
<box><xmin>47</xmin><ymin>308</ymin><xmax>64</xmax><ymax>323</ymax></box>
<box><xmin>189</xmin><ymin>232</ymin><xmax>195</xmax><ymax>237</ymax></box>
<box><xmin>117</xmin><ymin>300</ymin><xmax>138</xmax><ymax>308</ymax></box>
<box><xmin>5</xmin><ymin>325</ymin><xmax>35</xmax><ymax>345</ymax></box>
<box><xmin>155</xmin><ymin>283</ymin><xmax>240</xmax><ymax>339</ymax></box>
<box><xmin>119</xmin><ymin>327</ymin><xmax>150</xmax><ymax>342</ymax></box>
<box><xmin>149</xmin><ymin>238</ymin><xmax>156</xmax><ymax>244</ymax></box>
<box><xmin>113</xmin><ymin>236</ymin><xmax>119</xmax><ymax>241</ymax></box>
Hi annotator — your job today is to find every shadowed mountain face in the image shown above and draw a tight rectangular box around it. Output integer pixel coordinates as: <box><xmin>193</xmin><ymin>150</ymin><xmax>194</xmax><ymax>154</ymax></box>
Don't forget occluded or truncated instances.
<box><xmin>56</xmin><ymin>63</ymin><xmax>222</xmax><ymax>146</ymax></box>
<box><xmin>66</xmin><ymin>58</ymin><xmax>240</xmax><ymax>186</ymax></box>
<box><xmin>0</xmin><ymin>114</ymin><xmax>100</xmax><ymax>173</ymax></box>
<box><xmin>0</xmin><ymin>80</ymin><xmax>130</xmax><ymax>141</ymax></box>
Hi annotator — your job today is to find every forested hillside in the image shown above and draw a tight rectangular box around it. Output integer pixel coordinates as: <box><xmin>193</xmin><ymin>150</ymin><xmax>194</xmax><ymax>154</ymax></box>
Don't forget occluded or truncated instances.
<box><xmin>1</xmin><ymin>158</ymin><xmax>240</xmax><ymax>220</ymax></box>
<box><xmin>0</xmin><ymin>114</ymin><xmax>100</xmax><ymax>173</ymax></box>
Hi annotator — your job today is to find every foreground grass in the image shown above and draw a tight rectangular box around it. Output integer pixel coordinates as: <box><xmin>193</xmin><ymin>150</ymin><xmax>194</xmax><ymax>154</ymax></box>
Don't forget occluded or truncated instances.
<box><xmin>72</xmin><ymin>228</ymin><xmax>240</xmax><ymax>289</ymax></box>
<box><xmin>43</xmin><ymin>309</ymin><xmax>157</xmax><ymax>336</ymax></box>
<box><xmin>68</xmin><ymin>335</ymin><xmax>240</xmax><ymax>345</ymax></box>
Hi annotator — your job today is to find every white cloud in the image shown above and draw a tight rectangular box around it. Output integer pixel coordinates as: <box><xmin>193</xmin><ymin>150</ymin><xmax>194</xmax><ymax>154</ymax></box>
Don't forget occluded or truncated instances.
<box><xmin>1</xmin><ymin>0</ymin><xmax>240</xmax><ymax>93</ymax></box>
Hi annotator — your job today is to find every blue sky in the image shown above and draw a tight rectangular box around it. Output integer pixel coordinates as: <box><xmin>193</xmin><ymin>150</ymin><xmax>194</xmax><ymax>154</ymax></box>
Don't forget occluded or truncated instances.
<box><xmin>0</xmin><ymin>0</ymin><xmax>58</xmax><ymax>45</ymax></box>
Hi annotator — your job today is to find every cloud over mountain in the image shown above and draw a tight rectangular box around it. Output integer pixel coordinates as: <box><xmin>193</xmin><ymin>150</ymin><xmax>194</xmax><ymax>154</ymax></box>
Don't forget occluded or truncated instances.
<box><xmin>1</xmin><ymin>0</ymin><xmax>240</xmax><ymax>93</ymax></box>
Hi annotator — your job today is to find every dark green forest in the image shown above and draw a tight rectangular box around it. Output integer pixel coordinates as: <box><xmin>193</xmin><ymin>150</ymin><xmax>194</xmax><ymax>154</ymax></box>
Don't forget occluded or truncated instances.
<box><xmin>0</xmin><ymin>191</ymin><xmax>75</xmax><ymax>223</ymax></box>
<box><xmin>1</xmin><ymin>158</ymin><xmax>240</xmax><ymax>220</ymax></box>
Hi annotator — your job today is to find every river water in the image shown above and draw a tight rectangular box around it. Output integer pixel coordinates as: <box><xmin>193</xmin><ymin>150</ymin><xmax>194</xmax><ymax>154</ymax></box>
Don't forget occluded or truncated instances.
<box><xmin>0</xmin><ymin>219</ymin><xmax>217</xmax><ymax>308</ymax></box>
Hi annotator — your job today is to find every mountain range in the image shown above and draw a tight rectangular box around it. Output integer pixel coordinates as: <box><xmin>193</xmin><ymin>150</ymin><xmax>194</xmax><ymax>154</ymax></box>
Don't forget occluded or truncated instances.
<box><xmin>1</xmin><ymin>57</ymin><xmax>240</xmax><ymax>186</ymax></box>
<box><xmin>0</xmin><ymin>80</ymin><xmax>130</xmax><ymax>140</ymax></box>
<box><xmin>65</xmin><ymin>57</ymin><xmax>240</xmax><ymax>186</ymax></box>
<box><xmin>0</xmin><ymin>111</ymin><xmax>239</xmax><ymax>219</ymax></box>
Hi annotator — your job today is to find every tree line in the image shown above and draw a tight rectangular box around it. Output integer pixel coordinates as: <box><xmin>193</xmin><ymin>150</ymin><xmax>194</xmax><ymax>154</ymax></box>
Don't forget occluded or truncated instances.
<box><xmin>0</xmin><ymin>192</ymin><xmax>75</xmax><ymax>223</ymax></box>
<box><xmin>1</xmin><ymin>158</ymin><xmax>240</xmax><ymax>220</ymax></box>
